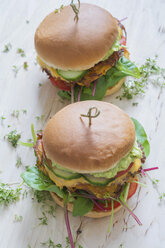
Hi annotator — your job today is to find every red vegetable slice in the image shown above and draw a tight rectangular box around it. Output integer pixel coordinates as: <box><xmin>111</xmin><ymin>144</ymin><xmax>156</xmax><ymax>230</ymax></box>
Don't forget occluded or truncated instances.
<box><xmin>115</xmin><ymin>162</ymin><xmax>133</xmax><ymax>178</ymax></box>
<box><xmin>120</xmin><ymin>36</ymin><xmax>126</xmax><ymax>46</ymax></box>
<box><xmin>93</xmin><ymin>181</ymin><xmax>138</xmax><ymax>212</ymax></box>
<box><xmin>50</xmin><ymin>77</ymin><xmax>71</xmax><ymax>91</ymax></box>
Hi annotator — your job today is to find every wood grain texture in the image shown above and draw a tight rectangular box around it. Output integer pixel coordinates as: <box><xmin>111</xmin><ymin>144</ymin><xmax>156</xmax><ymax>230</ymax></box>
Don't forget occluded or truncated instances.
<box><xmin>0</xmin><ymin>0</ymin><xmax>165</xmax><ymax>247</ymax></box>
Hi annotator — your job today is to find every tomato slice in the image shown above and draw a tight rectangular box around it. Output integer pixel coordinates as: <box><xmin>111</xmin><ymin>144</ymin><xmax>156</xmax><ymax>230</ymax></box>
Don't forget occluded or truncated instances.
<box><xmin>93</xmin><ymin>181</ymin><xmax>138</xmax><ymax>212</ymax></box>
<box><xmin>120</xmin><ymin>36</ymin><xmax>126</xmax><ymax>46</ymax></box>
<box><xmin>50</xmin><ymin>77</ymin><xmax>71</xmax><ymax>91</ymax></box>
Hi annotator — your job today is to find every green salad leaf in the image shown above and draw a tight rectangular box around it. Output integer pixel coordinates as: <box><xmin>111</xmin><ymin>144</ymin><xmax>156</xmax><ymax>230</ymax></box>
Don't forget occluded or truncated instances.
<box><xmin>21</xmin><ymin>167</ymin><xmax>64</xmax><ymax>198</ymax></box>
<box><xmin>105</xmin><ymin>56</ymin><xmax>140</xmax><ymax>88</ymax></box>
<box><xmin>72</xmin><ymin>197</ymin><xmax>94</xmax><ymax>216</ymax></box>
<box><xmin>131</xmin><ymin>118</ymin><xmax>150</xmax><ymax>157</ymax></box>
<box><xmin>58</xmin><ymin>90</ymin><xmax>71</xmax><ymax>100</ymax></box>
<box><xmin>58</xmin><ymin>56</ymin><xmax>140</xmax><ymax>101</ymax></box>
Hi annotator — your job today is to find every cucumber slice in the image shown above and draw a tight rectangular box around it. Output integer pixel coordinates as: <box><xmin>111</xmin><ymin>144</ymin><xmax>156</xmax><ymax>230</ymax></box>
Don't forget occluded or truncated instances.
<box><xmin>83</xmin><ymin>174</ymin><xmax>115</xmax><ymax>186</ymax></box>
<box><xmin>44</xmin><ymin>161</ymin><xmax>81</xmax><ymax>180</ymax></box>
<box><xmin>53</xmin><ymin>167</ymin><xmax>81</xmax><ymax>180</ymax></box>
<box><xmin>56</xmin><ymin>69</ymin><xmax>87</xmax><ymax>81</ymax></box>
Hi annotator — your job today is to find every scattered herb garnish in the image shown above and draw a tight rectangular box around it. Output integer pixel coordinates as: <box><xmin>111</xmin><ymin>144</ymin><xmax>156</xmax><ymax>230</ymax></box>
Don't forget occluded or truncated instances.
<box><xmin>80</xmin><ymin>107</ymin><xmax>100</xmax><ymax>126</ymax></box>
<box><xmin>70</xmin><ymin>0</ymin><xmax>80</xmax><ymax>22</ymax></box>
<box><xmin>152</xmin><ymin>179</ymin><xmax>159</xmax><ymax>185</ymax></box>
<box><xmin>35</xmin><ymin>115</ymin><xmax>45</xmax><ymax>121</ymax></box>
<box><xmin>14</xmin><ymin>214</ymin><xmax>23</xmax><ymax>222</ymax></box>
<box><xmin>41</xmin><ymin>238</ymin><xmax>56</xmax><ymax>247</ymax></box>
<box><xmin>2</xmin><ymin>43</ymin><xmax>12</xmax><ymax>53</ymax></box>
<box><xmin>31</xmin><ymin>124</ymin><xmax>37</xmax><ymax>144</ymax></box>
<box><xmin>1</xmin><ymin>116</ymin><xmax>6</xmax><ymax>120</ymax></box>
<box><xmin>5</xmin><ymin>130</ymin><xmax>21</xmax><ymax>148</ymax></box>
<box><xmin>159</xmin><ymin>193</ymin><xmax>165</xmax><ymax>201</ymax></box>
<box><xmin>38</xmin><ymin>212</ymin><xmax>48</xmax><ymax>225</ymax></box>
<box><xmin>12</xmin><ymin>65</ymin><xmax>20</xmax><ymax>77</ymax></box>
<box><xmin>132</xmin><ymin>102</ymin><xmax>138</xmax><ymax>106</ymax></box>
<box><xmin>54</xmin><ymin>4</ymin><xmax>64</xmax><ymax>14</ymax></box>
<box><xmin>22</xmin><ymin>109</ymin><xmax>27</xmax><ymax>114</ymax></box>
<box><xmin>24</xmin><ymin>62</ymin><xmax>28</xmax><ymax>70</ymax></box>
<box><xmin>16</xmin><ymin>156</ymin><xmax>22</xmax><ymax>168</ymax></box>
<box><xmin>33</xmin><ymin>190</ymin><xmax>52</xmax><ymax>203</ymax></box>
<box><xmin>38</xmin><ymin>83</ymin><xmax>43</xmax><ymax>87</ymax></box>
<box><xmin>26</xmin><ymin>20</ymin><xmax>29</xmax><ymax>24</ymax></box>
<box><xmin>11</xmin><ymin>110</ymin><xmax>20</xmax><ymax>119</ymax></box>
<box><xmin>0</xmin><ymin>183</ymin><xmax>22</xmax><ymax>205</ymax></box>
<box><xmin>117</xmin><ymin>55</ymin><xmax>165</xmax><ymax>100</ymax></box>
<box><xmin>17</xmin><ymin>48</ymin><xmax>25</xmax><ymax>57</ymax></box>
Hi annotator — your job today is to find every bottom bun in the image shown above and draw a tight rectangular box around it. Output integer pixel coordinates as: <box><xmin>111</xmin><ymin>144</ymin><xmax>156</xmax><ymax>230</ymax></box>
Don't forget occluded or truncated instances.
<box><xmin>50</xmin><ymin>192</ymin><xmax>122</xmax><ymax>218</ymax></box>
<box><xmin>105</xmin><ymin>78</ymin><xmax>126</xmax><ymax>96</ymax></box>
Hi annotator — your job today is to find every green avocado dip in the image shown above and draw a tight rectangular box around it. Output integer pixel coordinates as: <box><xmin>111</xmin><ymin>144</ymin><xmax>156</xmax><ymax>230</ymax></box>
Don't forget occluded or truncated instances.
<box><xmin>92</xmin><ymin>141</ymin><xmax>142</xmax><ymax>178</ymax></box>
<box><xmin>102</xmin><ymin>35</ymin><xmax>121</xmax><ymax>61</ymax></box>
<box><xmin>51</xmin><ymin>141</ymin><xmax>142</xmax><ymax>179</ymax></box>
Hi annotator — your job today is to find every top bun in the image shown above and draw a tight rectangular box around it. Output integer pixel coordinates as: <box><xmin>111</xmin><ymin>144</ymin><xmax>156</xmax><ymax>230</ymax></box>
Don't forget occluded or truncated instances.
<box><xmin>34</xmin><ymin>3</ymin><xmax>118</xmax><ymax>70</ymax></box>
<box><xmin>43</xmin><ymin>101</ymin><xmax>135</xmax><ymax>173</ymax></box>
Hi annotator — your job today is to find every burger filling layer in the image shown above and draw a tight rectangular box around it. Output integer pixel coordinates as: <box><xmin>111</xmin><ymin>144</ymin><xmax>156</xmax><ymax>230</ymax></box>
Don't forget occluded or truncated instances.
<box><xmin>35</xmin><ymin>134</ymin><xmax>143</xmax><ymax>199</ymax></box>
<box><xmin>36</xmin><ymin>30</ymin><xmax>123</xmax><ymax>87</ymax></box>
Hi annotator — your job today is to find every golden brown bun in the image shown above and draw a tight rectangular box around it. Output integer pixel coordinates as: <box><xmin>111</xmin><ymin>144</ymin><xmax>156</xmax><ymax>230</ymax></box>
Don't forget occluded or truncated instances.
<box><xmin>105</xmin><ymin>78</ymin><xmax>126</xmax><ymax>96</ymax></box>
<box><xmin>34</xmin><ymin>3</ymin><xmax>118</xmax><ymax>70</ymax></box>
<box><xmin>50</xmin><ymin>192</ymin><xmax>122</xmax><ymax>218</ymax></box>
<box><xmin>43</xmin><ymin>101</ymin><xmax>135</xmax><ymax>173</ymax></box>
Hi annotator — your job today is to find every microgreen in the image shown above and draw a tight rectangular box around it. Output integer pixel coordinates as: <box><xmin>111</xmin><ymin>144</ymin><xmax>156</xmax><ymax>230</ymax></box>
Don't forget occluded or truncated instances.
<box><xmin>23</xmin><ymin>62</ymin><xmax>28</xmax><ymax>70</ymax></box>
<box><xmin>14</xmin><ymin>214</ymin><xmax>23</xmax><ymax>222</ymax></box>
<box><xmin>0</xmin><ymin>183</ymin><xmax>22</xmax><ymax>205</ymax></box>
<box><xmin>22</xmin><ymin>109</ymin><xmax>27</xmax><ymax>114</ymax></box>
<box><xmin>159</xmin><ymin>193</ymin><xmax>165</xmax><ymax>200</ymax></box>
<box><xmin>17</xmin><ymin>48</ymin><xmax>25</xmax><ymax>57</ymax></box>
<box><xmin>152</xmin><ymin>179</ymin><xmax>159</xmax><ymax>185</ymax></box>
<box><xmin>41</xmin><ymin>238</ymin><xmax>56</xmax><ymax>247</ymax></box>
<box><xmin>117</xmin><ymin>55</ymin><xmax>165</xmax><ymax>100</ymax></box>
<box><xmin>2</xmin><ymin>43</ymin><xmax>12</xmax><ymax>53</ymax></box>
<box><xmin>31</xmin><ymin>124</ymin><xmax>36</xmax><ymax>144</ymax></box>
<box><xmin>12</xmin><ymin>65</ymin><xmax>20</xmax><ymax>77</ymax></box>
<box><xmin>35</xmin><ymin>115</ymin><xmax>45</xmax><ymax>121</ymax></box>
<box><xmin>38</xmin><ymin>212</ymin><xmax>48</xmax><ymax>225</ymax></box>
<box><xmin>16</xmin><ymin>156</ymin><xmax>22</xmax><ymax>168</ymax></box>
<box><xmin>5</xmin><ymin>130</ymin><xmax>21</xmax><ymax>148</ymax></box>
<box><xmin>11</xmin><ymin>110</ymin><xmax>20</xmax><ymax>119</ymax></box>
<box><xmin>1</xmin><ymin>116</ymin><xmax>6</xmax><ymax>120</ymax></box>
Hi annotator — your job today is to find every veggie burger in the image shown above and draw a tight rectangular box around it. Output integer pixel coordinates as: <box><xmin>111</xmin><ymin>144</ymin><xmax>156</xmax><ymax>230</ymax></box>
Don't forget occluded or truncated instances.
<box><xmin>34</xmin><ymin>3</ymin><xmax>140</xmax><ymax>101</ymax></box>
<box><xmin>22</xmin><ymin>101</ymin><xmax>147</xmax><ymax>220</ymax></box>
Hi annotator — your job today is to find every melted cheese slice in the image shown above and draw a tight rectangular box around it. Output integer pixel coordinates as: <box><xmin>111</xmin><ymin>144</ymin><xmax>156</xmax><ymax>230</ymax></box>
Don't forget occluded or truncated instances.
<box><xmin>44</xmin><ymin>159</ymin><xmax>141</xmax><ymax>189</ymax></box>
<box><xmin>37</xmin><ymin>56</ymin><xmax>64</xmax><ymax>80</ymax></box>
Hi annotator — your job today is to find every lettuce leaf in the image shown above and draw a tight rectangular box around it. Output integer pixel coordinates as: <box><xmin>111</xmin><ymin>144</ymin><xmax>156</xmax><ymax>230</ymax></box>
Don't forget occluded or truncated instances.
<box><xmin>72</xmin><ymin>197</ymin><xmax>94</xmax><ymax>216</ymax></box>
<box><xmin>21</xmin><ymin>167</ymin><xmax>94</xmax><ymax>216</ymax></box>
<box><xmin>58</xmin><ymin>56</ymin><xmax>140</xmax><ymax>101</ymax></box>
<box><xmin>105</xmin><ymin>56</ymin><xmax>140</xmax><ymax>88</ymax></box>
<box><xmin>21</xmin><ymin>167</ymin><xmax>64</xmax><ymax>198</ymax></box>
<box><xmin>131</xmin><ymin>118</ymin><xmax>150</xmax><ymax>157</ymax></box>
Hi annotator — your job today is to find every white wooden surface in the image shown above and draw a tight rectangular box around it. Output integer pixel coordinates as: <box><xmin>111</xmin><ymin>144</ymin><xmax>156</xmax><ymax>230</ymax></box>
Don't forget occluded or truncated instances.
<box><xmin>0</xmin><ymin>0</ymin><xmax>165</xmax><ymax>247</ymax></box>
